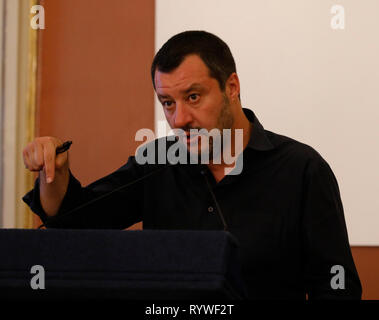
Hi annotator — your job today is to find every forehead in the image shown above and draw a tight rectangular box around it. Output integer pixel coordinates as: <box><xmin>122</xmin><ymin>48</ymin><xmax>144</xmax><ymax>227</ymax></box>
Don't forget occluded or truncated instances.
<box><xmin>154</xmin><ymin>54</ymin><xmax>213</xmax><ymax>91</ymax></box>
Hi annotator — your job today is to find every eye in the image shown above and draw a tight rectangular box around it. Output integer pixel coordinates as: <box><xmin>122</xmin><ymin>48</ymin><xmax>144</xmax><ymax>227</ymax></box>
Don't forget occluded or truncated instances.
<box><xmin>162</xmin><ymin>100</ymin><xmax>174</xmax><ymax>108</ymax></box>
<box><xmin>188</xmin><ymin>94</ymin><xmax>199</xmax><ymax>103</ymax></box>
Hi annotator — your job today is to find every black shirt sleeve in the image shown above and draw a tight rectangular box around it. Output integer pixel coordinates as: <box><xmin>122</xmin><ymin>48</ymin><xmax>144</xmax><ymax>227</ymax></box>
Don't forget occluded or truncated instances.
<box><xmin>22</xmin><ymin>156</ymin><xmax>145</xmax><ymax>229</ymax></box>
<box><xmin>301</xmin><ymin>154</ymin><xmax>362</xmax><ymax>299</ymax></box>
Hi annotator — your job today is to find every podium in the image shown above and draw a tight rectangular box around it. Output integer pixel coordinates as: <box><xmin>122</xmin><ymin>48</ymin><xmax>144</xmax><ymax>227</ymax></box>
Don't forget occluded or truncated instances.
<box><xmin>0</xmin><ymin>229</ymin><xmax>246</xmax><ymax>300</ymax></box>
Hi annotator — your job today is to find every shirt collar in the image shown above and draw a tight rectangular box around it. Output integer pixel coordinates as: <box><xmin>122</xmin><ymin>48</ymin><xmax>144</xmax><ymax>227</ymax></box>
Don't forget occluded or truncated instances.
<box><xmin>243</xmin><ymin>108</ymin><xmax>275</xmax><ymax>151</ymax></box>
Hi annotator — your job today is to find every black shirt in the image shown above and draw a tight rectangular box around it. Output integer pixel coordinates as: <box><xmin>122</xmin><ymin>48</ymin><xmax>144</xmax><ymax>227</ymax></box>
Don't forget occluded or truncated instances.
<box><xmin>23</xmin><ymin>108</ymin><xmax>362</xmax><ymax>299</ymax></box>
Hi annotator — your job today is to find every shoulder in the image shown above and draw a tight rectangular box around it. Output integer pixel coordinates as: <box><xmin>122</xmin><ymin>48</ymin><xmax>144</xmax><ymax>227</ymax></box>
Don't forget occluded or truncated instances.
<box><xmin>264</xmin><ymin>130</ymin><xmax>335</xmax><ymax>177</ymax></box>
<box><xmin>266</xmin><ymin>130</ymin><xmax>324</xmax><ymax>161</ymax></box>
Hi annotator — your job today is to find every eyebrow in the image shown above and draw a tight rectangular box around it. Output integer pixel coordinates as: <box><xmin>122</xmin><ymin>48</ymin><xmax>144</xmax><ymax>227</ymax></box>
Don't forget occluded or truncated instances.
<box><xmin>157</xmin><ymin>83</ymin><xmax>205</xmax><ymax>100</ymax></box>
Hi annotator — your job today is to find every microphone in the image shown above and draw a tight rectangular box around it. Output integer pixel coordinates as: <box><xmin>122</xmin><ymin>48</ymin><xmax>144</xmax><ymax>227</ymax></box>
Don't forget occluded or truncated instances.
<box><xmin>200</xmin><ymin>169</ymin><xmax>229</xmax><ymax>232</ymax></box>
<box><xmin>38</xmin><ymin>163</ymin><xmax>175</xmax><ymax>229</ymax></box>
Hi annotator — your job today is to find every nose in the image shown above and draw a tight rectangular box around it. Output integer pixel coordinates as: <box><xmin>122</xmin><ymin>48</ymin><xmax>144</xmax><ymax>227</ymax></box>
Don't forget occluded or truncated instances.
<box><xmin>173</xmin><ymin>103</ymin><xmax>192</xmax><ymax>129</ymax></box>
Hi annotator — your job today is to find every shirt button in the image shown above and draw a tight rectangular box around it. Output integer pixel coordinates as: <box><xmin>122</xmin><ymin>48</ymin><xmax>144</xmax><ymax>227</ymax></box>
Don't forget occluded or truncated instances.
<box><xmin>208</xmin><ymin>206</ymin><xmax>214</xmax><ymax>213</ymax></box>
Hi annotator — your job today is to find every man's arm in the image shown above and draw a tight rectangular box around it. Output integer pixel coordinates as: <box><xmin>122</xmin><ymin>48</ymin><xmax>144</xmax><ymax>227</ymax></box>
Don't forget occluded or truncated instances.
<box><xmin>23</xmin><ymin>137</ymin><xmax>144</xmax><ymax>229</ymax></box>
<box><xmin>301</xmin><ymin>153</ymin><xmax>362</xmax><ymax>299</ymax></box>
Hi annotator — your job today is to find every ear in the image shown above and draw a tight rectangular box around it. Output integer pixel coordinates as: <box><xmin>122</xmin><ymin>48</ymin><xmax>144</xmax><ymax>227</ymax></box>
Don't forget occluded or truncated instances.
<box><xmin>225</xmin><ymin>73</ymin><xmax>240</xmax><ymax>102</ymax></box>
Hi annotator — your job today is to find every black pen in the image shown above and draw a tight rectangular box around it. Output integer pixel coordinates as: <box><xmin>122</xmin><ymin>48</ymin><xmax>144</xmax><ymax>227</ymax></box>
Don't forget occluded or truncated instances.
<box><xmin>56</xmin><ymin>141</ymin><xmax>72</xmax><ymax>155</ymax></box>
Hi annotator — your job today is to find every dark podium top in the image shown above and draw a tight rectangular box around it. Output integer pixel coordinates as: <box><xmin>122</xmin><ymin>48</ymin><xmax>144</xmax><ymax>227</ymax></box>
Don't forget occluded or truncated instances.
<box><xmin>0</xmin><ymin>229</ymin><xmax>246</xmax><ymax>300</ymax></box>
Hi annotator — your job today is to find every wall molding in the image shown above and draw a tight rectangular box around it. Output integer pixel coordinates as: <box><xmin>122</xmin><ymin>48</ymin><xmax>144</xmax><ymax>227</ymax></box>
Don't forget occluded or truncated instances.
<box><xmin>1</xmin><ymin>0</ymin><xmax>37</xmax><ymax>228</ymax></box>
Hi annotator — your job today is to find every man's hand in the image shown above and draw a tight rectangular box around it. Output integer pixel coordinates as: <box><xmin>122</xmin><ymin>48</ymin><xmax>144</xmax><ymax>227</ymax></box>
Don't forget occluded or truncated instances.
<box><xmin>23</xmin><ymin>136</ymin><xmax>68</xmax><ymax>183</ymax></box>
<box><xmin>23</xmin><ymin>137</ymin><xmax>70</xmax><ymax>216</ymax></box>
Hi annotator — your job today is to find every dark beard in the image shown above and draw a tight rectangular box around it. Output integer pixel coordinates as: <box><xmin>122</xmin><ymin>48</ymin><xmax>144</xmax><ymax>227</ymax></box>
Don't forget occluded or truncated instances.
<box><xmin>187</xmin><ymin>94</ymin><xmax>234</xmax><ymax>163</ymax></box>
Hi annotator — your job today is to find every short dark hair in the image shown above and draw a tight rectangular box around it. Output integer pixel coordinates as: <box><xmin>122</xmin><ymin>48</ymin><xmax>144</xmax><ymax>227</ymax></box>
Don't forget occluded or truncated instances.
<box><xmin>151</xmin><ymin>30</ymin><xmax>237</xmax><ymax>92</ymax></box>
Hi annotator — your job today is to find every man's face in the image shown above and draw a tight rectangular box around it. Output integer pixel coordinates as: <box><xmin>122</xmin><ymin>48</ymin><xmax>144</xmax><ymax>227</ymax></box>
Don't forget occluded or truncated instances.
<box><xmin>154</xmin><ymin>54</ymin><xmax>234</xmax><ymax>157</ymax></box>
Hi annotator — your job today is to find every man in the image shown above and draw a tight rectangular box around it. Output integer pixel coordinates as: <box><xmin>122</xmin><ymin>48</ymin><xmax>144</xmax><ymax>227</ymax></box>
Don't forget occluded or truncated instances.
<box><xmin>23</xmin><ymin>31</ymin><xmax>362</xmax><ymax>299</ymax></box>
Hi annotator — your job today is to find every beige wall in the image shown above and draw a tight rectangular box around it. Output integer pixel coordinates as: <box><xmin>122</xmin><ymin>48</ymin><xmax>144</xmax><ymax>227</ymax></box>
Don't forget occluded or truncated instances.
<box><xmin>0</xmin><ymin>0</ymin><xmax>4</xmax><ymax>226</ymax></box>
